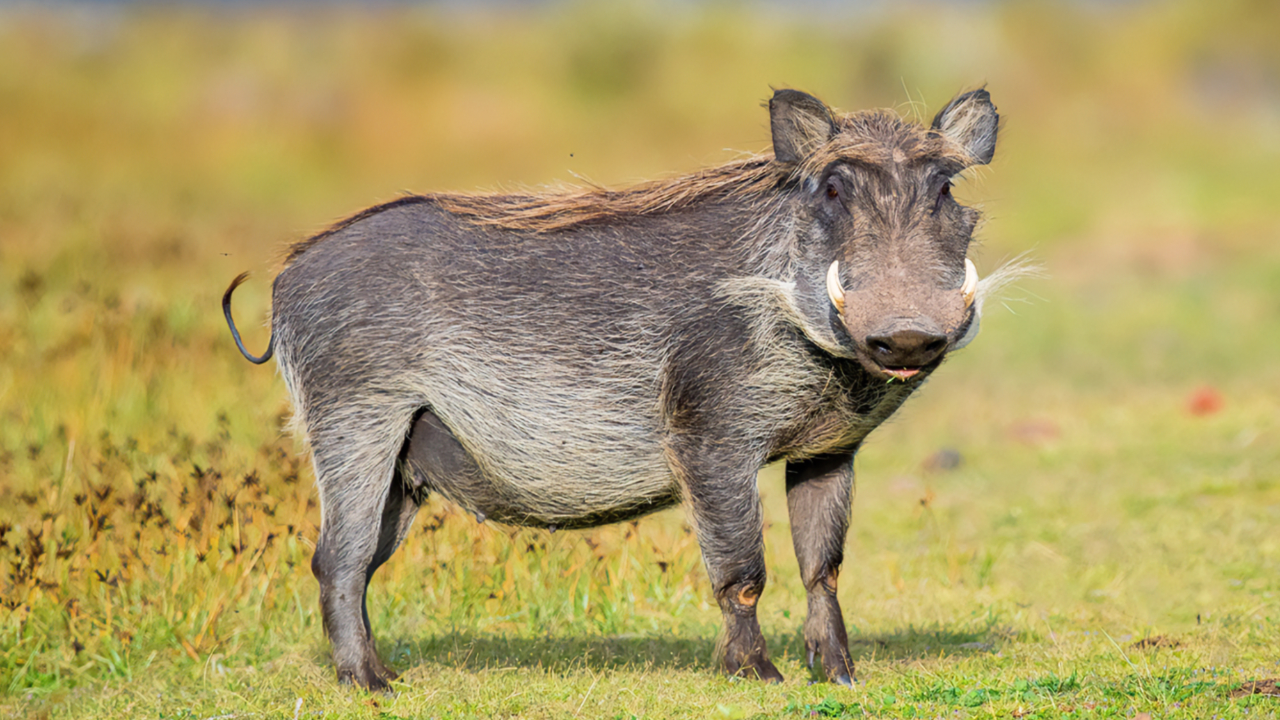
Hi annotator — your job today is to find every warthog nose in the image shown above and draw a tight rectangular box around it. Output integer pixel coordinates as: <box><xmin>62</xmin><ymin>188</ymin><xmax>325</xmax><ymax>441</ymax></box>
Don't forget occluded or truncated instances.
<box><xmin>864</xmin><ymin>328</ymin><xmax>948</xmax><ymax>369</ymax></box>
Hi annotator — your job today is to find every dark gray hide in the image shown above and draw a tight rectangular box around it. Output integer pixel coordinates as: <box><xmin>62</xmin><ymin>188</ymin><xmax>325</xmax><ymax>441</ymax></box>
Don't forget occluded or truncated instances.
<box><xmin>223</xmin><ymin>87</ymin><xmax>1001</xmax><ymax>689</ymax></box>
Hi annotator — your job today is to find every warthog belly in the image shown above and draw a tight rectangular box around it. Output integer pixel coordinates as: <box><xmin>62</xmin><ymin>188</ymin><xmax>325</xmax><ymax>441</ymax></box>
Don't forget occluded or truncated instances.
<box><xmin>401</xmin><ymin>408</ymin><xmax>680</xmax><ymax>530</ymax></box>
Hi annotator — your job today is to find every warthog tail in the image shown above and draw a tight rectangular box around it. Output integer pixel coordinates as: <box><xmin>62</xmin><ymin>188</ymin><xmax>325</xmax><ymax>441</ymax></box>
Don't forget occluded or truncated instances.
<box><xmin>222</xmin><ymin>271</ymin><xmax>274</xmax><ymax>365</ymax></box>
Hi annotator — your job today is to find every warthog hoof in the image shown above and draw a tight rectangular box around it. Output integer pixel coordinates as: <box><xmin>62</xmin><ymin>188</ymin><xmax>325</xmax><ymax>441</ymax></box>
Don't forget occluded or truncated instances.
<box><xmin>829</xmin><ymin>671</ymin><xmax>854</xmax><ymax>687</ymax></box>
<box><xmin>806</xmin><ymin>635</ymin><xmax>856</xmax><ymax>686</ymax></box>
<box><xmin>725</xmin><ymin>653</ymin><xmax>784</xmax><ymax>684</ymax></box>
<box><xmin>337</xmin><ymin>658</ymin><xmax>397</xmax><ymax>692</ymax></box>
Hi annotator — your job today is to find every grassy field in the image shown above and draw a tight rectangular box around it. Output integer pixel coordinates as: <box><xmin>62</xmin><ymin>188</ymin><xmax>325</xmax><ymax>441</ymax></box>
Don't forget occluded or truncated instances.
<box><xmin>2</xmin><ymin>1</ymin><xmax>1279</xmax><ymax>718</ymax></box>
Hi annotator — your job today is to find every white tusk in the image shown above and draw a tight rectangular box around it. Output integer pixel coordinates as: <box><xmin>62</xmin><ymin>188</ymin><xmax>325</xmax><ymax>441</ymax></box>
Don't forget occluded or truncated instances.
<box><xmin>826</xmin><ymin>260</ymin><xmax>845</xmax><ymax>314</ymax></box>
<box><xmin>961</xmin><ymin>258</ymin><xmax>979</xmax><ymax>307</ymax></box>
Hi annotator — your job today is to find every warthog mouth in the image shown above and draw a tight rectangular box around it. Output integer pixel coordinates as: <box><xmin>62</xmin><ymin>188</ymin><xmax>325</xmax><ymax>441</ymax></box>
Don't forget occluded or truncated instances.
<box><xmin>881</xmin><ymin>366</ymin><xmax>926</xmax><ymax>381</ymax></box>
<box><xmin>856</xmin><ymin>349</ymin><xmax>946</xmax><ymax>384</ymax></box>
<box><xmin>827</xmin><ymin>259</ymin><xmax>980</xmax><ymax>383</ymax></box>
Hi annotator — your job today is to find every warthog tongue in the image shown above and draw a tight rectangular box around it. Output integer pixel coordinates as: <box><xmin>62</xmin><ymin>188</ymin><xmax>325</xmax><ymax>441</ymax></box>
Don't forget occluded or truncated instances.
<box><xmin>883</xmin><ymin>367</ymin><xmax>921</xmax><ymax>381</ymax></box>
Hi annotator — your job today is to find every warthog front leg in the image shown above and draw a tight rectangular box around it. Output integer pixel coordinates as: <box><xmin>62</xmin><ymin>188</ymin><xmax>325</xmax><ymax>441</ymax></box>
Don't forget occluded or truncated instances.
<box><xmin>672</xmin><ymin>443</ymin><xmax>783</xmax><ymax>683</ymax></box>
<box><xmin>786</xmin><ymin>453</ymin><xmax>856</xmax><ymax>685</ymax></box>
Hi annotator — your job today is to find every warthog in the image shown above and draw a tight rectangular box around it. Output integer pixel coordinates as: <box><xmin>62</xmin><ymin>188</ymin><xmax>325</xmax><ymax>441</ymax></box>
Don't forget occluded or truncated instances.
<box><xmin>224</xmin><ymin>87</ymin><xmax>1008</xmax><ymax>689</ymax></box>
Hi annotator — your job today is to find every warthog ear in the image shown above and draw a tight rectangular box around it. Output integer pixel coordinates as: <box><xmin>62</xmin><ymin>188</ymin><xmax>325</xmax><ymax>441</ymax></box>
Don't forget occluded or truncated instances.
<box><xmin>932</xmin><ymin>88</ymin><xmax>999</xmax><ymax>166</ymax></box>
<box><xmin>769</xmin><ymin>89</ymin><xmax>837</xmax><ymax>165</ymax></box>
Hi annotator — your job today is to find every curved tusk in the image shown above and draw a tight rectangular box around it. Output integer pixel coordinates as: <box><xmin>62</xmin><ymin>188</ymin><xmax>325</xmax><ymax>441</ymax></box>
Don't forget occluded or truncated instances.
<box><xmin>961</xmin><ymin>258</ymin><xmax>979</xmax><ymax>307</ymax></box>
<box><xmin>826</xmin><ymin>260</ymin><xmax>846</xmax><ymax>314</ymax></box>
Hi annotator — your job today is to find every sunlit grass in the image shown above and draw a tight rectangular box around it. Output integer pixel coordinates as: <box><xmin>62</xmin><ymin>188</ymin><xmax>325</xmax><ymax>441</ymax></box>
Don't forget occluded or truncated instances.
<box><xmin>2</xmin><ymin>1</ymin><xmax>1278</xmax><ymax>718</ymax></box>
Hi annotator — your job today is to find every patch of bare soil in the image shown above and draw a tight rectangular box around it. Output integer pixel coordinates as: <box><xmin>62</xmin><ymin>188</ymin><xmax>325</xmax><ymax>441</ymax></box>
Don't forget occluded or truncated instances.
<box><xmin>1130</xmin><ymin>635</ymin><xmax>1181</xmax><ymax>650</ymax></box>
<box><xmin>1230</xmin><ymin>679</ymin><xmax>1280</xmax><ymax>698</ymax></box>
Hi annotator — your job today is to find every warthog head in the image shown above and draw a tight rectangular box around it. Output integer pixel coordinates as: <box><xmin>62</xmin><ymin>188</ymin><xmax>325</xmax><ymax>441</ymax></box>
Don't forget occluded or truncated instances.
<box><xmin>771</xmin><ymin>88</ymin><xmax>997</xmax><ymax>381</ymax></box>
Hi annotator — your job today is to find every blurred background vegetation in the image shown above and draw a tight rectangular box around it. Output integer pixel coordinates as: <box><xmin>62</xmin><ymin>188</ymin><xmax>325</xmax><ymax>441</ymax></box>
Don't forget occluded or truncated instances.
<box><xmin>0</xmin><ymin>1</ymin><xmax>1278</xmax><ymax>717</ymax></box>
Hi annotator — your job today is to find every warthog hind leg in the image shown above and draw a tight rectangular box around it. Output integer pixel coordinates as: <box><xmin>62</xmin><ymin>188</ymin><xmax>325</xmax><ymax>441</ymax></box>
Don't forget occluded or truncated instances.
<box><xmin>310</xmin><ymin>408</ymin><xmax>418</xmax><ymax>691</ymax></box>
<box><xmin>357</xmin><ymin>466</ymin><xmax>422</xmax><ymax>682</ymax></box>
<box><xmin>786</xmin><ymin>453</ymin><xmax>856</xmax><ymax>685</ymax></box>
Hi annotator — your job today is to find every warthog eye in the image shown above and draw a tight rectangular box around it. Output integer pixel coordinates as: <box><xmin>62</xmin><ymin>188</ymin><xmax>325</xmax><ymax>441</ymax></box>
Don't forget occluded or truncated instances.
<box><xmin>934</xmin><ymin>181</ymin><xmax>952</xmax><ymax>212</ymax></box>
<box><xmin>824</xmin><ymin>175</ymin><xmax>845</xmax><ymax>204</ymax></box>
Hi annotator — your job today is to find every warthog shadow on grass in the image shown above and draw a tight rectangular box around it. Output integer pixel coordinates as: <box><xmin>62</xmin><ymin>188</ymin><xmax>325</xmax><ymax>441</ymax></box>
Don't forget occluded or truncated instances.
<box><xmin>225</xmin><ymin>87</ymin><xmax>1021</xmax><ymax>689</ymax></box>
<box><xmin>363</xmin><ymin>625</ymin><xmax>1004</xmax><ymax>679</ymax></box>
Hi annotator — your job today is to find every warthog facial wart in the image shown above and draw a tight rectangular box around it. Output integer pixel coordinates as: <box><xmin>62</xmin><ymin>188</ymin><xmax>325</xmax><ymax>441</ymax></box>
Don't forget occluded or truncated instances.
<box><xmin>223</xmin><ymin>87</ymin><xmax>1014</xmax><ymax>689</ymax></box>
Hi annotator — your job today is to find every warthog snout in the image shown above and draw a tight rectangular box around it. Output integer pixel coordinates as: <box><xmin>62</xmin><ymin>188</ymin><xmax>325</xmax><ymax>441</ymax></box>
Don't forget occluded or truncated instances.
<box><xmin>825</xmin><ymin>255</ymin><xmax>981</xmax><ymax>380</ymax></box>
<box><xmin>864</xmin><ymin>322</ymin><xmax>949</xmax><ymax>375</ymax></box>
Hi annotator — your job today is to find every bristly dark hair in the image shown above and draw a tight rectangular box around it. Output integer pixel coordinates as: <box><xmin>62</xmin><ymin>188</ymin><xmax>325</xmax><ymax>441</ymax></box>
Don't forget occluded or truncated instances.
<box><xmin>430</xmin><ymin>156</ymin><xmax>781</xmax><ymax>234</ymax></box>
<box><xmin>284</xmin><ymin>157</ymin><xmax>782</xmax><ymax>266</ymax></box>
<box><xmin>284</xmin><ymin>108</ymin><xmax>972</xmax><ymax>266</ymax></box>
<box><xmin>284</xmin><ymin>195</ymin><xmax>437</xmax><ymax>266</ymax></box>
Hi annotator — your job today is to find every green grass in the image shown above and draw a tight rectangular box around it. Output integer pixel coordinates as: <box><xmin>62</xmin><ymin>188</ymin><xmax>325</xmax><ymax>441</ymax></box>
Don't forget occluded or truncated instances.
<box><xmin>2</xmin><ymin>2</ymin><xmax>1279</xmax><ymax>718</ymax></box>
